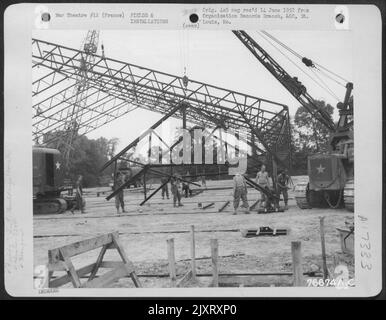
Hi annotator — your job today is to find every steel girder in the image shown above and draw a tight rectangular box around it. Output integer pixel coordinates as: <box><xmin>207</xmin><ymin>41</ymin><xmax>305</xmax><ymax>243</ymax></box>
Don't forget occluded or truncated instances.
<box><xmin>32</xmin><ymin>38</ymin><xmax>291</xmax><ymax>167</ymax></box>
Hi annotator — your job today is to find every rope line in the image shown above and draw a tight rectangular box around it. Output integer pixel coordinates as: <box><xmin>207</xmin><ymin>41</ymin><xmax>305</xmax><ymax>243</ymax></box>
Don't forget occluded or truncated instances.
<box><xmin>257</xmin><ymin>31</ymin><xmax>337</xmax><ymax>100</ymax></box>
<box><xmin>310</xmin><ymin>68</ymin><xmax>340</xmax><ymax>101</ymax></box>
<box><xmin>261</xmin><ymin>30</ymin><xmax>350</xmax><ymax>86</ymax></box>
<box><xmin>316</xmin><ymin>67</ymin><xmax>347</xmax><ymax>88</ymax></box>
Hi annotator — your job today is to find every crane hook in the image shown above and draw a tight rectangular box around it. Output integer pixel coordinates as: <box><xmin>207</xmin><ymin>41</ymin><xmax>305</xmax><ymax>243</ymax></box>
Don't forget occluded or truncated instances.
<box><xmin>182</xmin><ymin>67</ymin><xmax>189</xmax><ymax>88</ymax></box>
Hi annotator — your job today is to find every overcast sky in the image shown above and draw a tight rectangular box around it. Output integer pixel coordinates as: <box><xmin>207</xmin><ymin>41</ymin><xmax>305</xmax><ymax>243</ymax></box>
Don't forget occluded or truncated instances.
<box><xmin>33</xmin><ymin>30</ymin><xmax>353</xmax><ymax>150</ymax></box>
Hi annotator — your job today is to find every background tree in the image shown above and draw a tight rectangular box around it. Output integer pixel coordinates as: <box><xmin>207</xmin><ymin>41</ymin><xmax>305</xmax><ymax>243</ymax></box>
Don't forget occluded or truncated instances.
<box><xmin>69</xmin><ymin>136</ymin><xmax>114</xmax><ymax>187</ymax></box>
<box><xmin>42</xmin><ymin>132</ymin><xmax>118</xmax><ymax>187</ymax></box>
<box><xmin>107</xmin><ymin>137</ymin><xmax>120</xmax><ymax>159</ymax></box>
<box><xmin>291</xmin><ymin>100</ymin><xmax>334</xmax><ymax>174</ymax></box>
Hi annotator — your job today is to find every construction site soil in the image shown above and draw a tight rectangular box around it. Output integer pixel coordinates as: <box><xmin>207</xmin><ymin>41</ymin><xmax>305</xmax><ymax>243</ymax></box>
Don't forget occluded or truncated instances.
<box><xmin>34</xmin><ymin>176</ymin><xmax>354</xmax><ymax>288</ymax></box>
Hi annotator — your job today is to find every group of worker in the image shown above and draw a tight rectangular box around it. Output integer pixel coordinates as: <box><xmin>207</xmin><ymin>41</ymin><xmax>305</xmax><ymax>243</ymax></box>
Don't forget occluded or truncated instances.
<box><xmin>232</xmin><ymin>164</ymin><xmax>290</xmax><ymax>215</ymax></box>
<box><xmin>113</xmin><ymin>165</ymin><xmax>290</xmax><ymax>215</ymax></box>
<box><xmin>70</xmin><ymin>166</ymin><xmax>290</xmax><ymax>215</ymax></box>
<box><xmin>161</xmin><ymin>172</ymin><xmax>193</xmax><ymax>207</ymax></box>
<box><xmin>71</xmin><ymin>172</ymin><xmax>127</xmax><ymax>215</ymax></box>
<box><xmin>112</xmin><ymin>171</ymin><xmax>193</xmax><ymax>213</ymax></box>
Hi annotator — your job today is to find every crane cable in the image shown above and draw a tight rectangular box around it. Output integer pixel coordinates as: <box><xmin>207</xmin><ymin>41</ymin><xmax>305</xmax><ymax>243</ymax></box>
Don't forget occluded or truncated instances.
<box><xmin>260</xmin><ymin>30</ymin><xmax>349</xmax><ymax>89</ymax></box>
<box><xmin>310</xmin><ymin>68</ymin><xmax>341</xmax><ymax>101</ymax></box>
<box><xmin>313</xmin><ymin>62</ymin><xmax>350</xmax><ymax>84</ymax></box>
<box><xmin>260</xmin><ymin>30</ymin><xmax>302</xmax><ymax>60</ymax></box>
<box><xmin>315</xmin><ymin>67</ymin><xmax>347</xmax><ymax>88</ymax></box>
<box><xmin>179</xmin><ymin>29</ymin><xmax>190</xmax><ymax>77</ymax></box>
<box><xmin>257</xmin><ymin>31</ymin><xmax>340</xmax><ymax>102</ymax></box>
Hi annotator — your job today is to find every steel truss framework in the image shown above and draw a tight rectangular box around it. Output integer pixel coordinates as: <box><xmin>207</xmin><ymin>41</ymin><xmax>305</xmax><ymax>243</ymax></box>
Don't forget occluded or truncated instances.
<box><xmin>32</xmin><ymin>37</ymin><xmax>291</xmax><ymax>168</ymax></box>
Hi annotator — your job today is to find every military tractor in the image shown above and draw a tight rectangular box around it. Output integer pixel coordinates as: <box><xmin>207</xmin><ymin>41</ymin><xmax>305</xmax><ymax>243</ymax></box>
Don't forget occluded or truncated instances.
<box><xmin>33</xmin><ymin>146</ymin><xmax>76</xmax><ymax>214</ymax></box>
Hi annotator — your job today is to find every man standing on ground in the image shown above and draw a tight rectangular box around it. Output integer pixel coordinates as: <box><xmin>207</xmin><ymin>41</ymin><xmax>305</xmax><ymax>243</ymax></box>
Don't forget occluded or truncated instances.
<box><xmin>170</xmin><ymin>175</ymin><xmax>183</xmax><ymax>207</ymax></box>
<box><xmin>277</xmin><ymin>169</ymin><xmax>290</xmax><ymax>210</ymax></box>
<box><xmin>160</xmin><ymin>175</ymin><xmax>169</xmax><ymax>200</ymax></box>
<box><xmin>232</xmin><ymin>173</ymin><xmax>249</xmax><ymax>215</ymax></box>
<box><xmin>71</xmin><ymin>174</ymin><xmax>85</xmax><ymax>214</ymax></box>
<box><xmin>256</xmin><ymin>164</ymin><xmax>270</xmax><ymax>209</ymax></box>
<box><xmin>201</xmin><ymin>175</ymin><xmax>206</xmax><ymax>188</ymax></box>
<box><xmin>182</xmin><ymin>171</ymin><xmax>192</xmax><ymax>198</ymax></box>
<box><xmin>114</xmin><ymin>172</ymin><xmax>127</xmax><ymax>214</ymax></box>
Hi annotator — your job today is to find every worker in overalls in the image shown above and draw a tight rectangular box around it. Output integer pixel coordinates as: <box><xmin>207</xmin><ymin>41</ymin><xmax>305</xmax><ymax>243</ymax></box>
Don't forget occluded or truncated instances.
<box><xmin>160</xmin><ymin>175</ymin><xmax>169</xmax><ymax>200</ymax></box>
<box><xmin>182</xmin><ymin>171</ymin><xmax>192</xmax><ymax>198</ymax></box>
<box><xmin>256</xmin><ymin>165</ymin><xmax>270</xmax><ymax>209</ymax></box>
<box><xmin>201</xmin><ymin>175</ymin><xmax>207</xmax><ymax>188</ymax></box>
<box><xmin>114</xmin><ymin>172</ymin><xmax>126</xmax><ymax>214</ymax></box>
<box><xmin>232</xmin><ymin>173</ymin><xmax>249</xmax><ymax>215</ymax></box>
<box><xmin>170</xmin><ymin>175</ymin><xmax>183</xmax><ymax>207</ymax></box>
<box><xmin>71</xmin><ymin>175</ymin><xmax>85</xmax><ymax>214</ymax></box>
<box><xmin>277</xmin><ymin>169</ymin><xmax>290</xmax><ymax>210</ymax></box>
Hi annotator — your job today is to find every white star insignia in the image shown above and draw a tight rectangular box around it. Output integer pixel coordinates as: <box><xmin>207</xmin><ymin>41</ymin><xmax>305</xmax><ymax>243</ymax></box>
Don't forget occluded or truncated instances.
<box><xmin>316</xmin><ymin>164</ymin><xmax>325</xmax><ymax>174</ymax></box>
<box><xmin>55</xmin><ymin>161</ymin><xmax>61</xmax><ymax>170</ymax></box>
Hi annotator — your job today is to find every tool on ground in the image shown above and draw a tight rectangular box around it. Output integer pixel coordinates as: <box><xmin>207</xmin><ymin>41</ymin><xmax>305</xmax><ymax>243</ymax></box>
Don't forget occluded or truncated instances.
<box><xmin>240</xmin><ymin>227</ymin><xmax>289</xmax><ymax>238</ymax></box>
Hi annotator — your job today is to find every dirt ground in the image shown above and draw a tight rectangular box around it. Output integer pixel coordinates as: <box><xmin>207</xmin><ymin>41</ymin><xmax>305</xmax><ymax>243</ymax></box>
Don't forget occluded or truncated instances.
<box><xmin>33</xmin><ymin>176</ymin><xmax>354</xmax><ymax>288</ymax></box>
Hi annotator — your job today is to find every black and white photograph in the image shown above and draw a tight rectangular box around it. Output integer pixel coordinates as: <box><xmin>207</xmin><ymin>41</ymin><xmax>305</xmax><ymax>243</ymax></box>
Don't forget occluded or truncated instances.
<box><xmin>30</xmin><ymin>27</ymin><xmax>356</xmax><ymax>289</ymax></box>
<box><xmin>3</xmin><ymin>3</ymin><xmax>383</xmax><ymax>298</ymax></box>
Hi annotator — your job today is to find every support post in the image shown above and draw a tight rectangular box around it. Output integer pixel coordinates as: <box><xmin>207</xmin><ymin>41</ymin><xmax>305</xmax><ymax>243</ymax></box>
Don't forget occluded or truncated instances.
<box><xmin>190</xmin><ymin>225</ymin><xmax>196</xmax><ymax>281</ymax></box>
<box><xmin>319</xmin><ymin>216</ymin><xmax>328</xmax><ymax>280</ymax></box>
<box><xmin>113</xmin><ymin>160</ymin><xmax>118</xmax><ymax>191</ymax></box>
<box><xmin>291</xmin><ymin>241</ymin><xmax>304</xmax><ymax>286</ymax></box>
<box><xmin>148</xmin><ymin>132</ymin><xmax>152</xmax><ymax>163</ymax></box>
<box><xmin>143</xmin><ymin>168</ymin><xmax>147</xmax><ymax>200</ymax></box>
<box><xmin>272</xmin><ymin>159</ymin><xmax>278</xmax><ymax>190</ymax></box>
<box><xmin>211</xmin><ymin>239</ymin><xmax>219</xmax><ymax>287</ymax></box>
<box><xmin>114</xmin><ymin>160</ymin><xmax>117</xmax><ymax>177</ymax></box>
<box><xmin>167</xmin><ymin>238</ymin><xmax>176</xmax><ymax>286</ymax></box>
<box><xmin>182</xmin><ymin>105</ymin><xmax>187</xmax><ymax>129</ymax></box>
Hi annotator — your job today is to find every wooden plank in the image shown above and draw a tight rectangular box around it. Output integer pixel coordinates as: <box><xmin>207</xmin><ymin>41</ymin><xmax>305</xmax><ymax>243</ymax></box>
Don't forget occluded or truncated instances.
<box><xmin>47</xmin><ymin>261</ymin><xmax>69</xmax><ymax>272</ymax></box>
<box><xmin>241</xmin><ymin>228</ymin><xmax>289</xmax><ymax>238</ymax></box>
<box><xmin>211</xmin><ymin>239</ymin><xmax>219</xmax><ymax>287</ymax></box>
<box><xmin>176</xmin><ymin>270</ymin><xmax>193</xmax><ymax>288</ymax></box>
<box><xmin>167</xmin><ymin>238</ymin><xmax>177</xmax><ymax>286</ymax></box>
<box><xmin>203</xmin><ymin>202</ymin><xmax>215</xmax><ymax>210</ymax></box>
<box><xmin>88</xmin><ymin>244</ymin><xmax>108</xmax><ymax>281</ymax></box>
<box><xmin>59</xmin><ymin>249</ymin><xmax>82</xmax><ymax>288</ymax></box>
<box><xmin>291</xmin><ymin>241</ymin><xmax>304</xmax><ymax>287</ymax></box>
<box><xmin>190</xmin><ymin>226</ymin><xmax>196</xmax><ymax>281</ymax></box>
<box><xmin>81</xmin><ymin>264</ymin><xmax>129</xmax><ymax>288</ymax></box>
<box><xmin>140</xmin><ymin>177</ymin><xmax>170</xmax><ymax>206</ymax></box>
<box><xmin>111</xmin><ymin>234</ymin><xmax>134</xmax><ymax>267</ymax></box>
<box><xmin>47</xmin><ymin>270</ymin><xmax>54</xmax><ymax>289</ymax></box>
<box><xmin>249</xmin><ymin>199</ymin><xmax>260</xmax><ymax>210</ymax></box>
<box><xmin>49</xmin><ymin>271</ymin><xmax>320</xmax><ymax>281</ymax></box>
<box><xmin>49</xmin><ymin>263</ymin><xmax>96</xmax><ymax>288</ymax></box>
<box><xmin>111</xmin><ymin>234</ymin><xmax>142</xmax><ymax>288</ymax></box>
<box><xmin>218</xmin><ymin>201</ymin><xmax>230</xmax><ymax>212</ymax></box>
<box><xmin>49</xmin><ymin>232</ymin><xmax>118</xmax><ymax>262</ymax></box>
<box><xmin>122</xmin><ymin>263</ymin><xmax>138</xmax><ymax>284</ymax></box>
